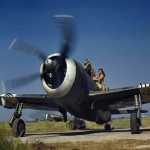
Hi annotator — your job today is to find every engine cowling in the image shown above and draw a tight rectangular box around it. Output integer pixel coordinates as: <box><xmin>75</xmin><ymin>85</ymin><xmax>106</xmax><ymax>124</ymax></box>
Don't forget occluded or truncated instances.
<box><xmin>40</xmin><ymin>53</ymin><xmax>76</xmax><ymax>98</ymax></box>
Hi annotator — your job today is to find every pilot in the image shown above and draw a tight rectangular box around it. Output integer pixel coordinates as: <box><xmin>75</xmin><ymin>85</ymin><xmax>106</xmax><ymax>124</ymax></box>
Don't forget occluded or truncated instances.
<box><xmin>84</xmin><ymin>59</ymin><xmax>96</xmax><ymax>77</ymax></box>
<box><xmin>93</xmin><ymin>68</ymin><xmax>106</xmax><ymax>91</ymax></box>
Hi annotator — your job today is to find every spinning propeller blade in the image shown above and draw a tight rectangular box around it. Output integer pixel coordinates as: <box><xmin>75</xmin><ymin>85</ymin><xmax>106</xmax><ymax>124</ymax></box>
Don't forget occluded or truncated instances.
<box><xmin>54</xmin><ymin>14</ymin><xmax>75</xmax><ymax>59</ymax></box>
<box><xmin>9</xmin><ymin>38</ymin><xmax>47</xmax><ymax>61</ymax></box>
<box><xmin>0</xmin><ymin>72</ymin><xmax>39</xmax><ymax>92</ymax></box>
<box><xmin>3</xmin><ymin>14</ymin><xmax>75</xmax><ymax>91</ymax></box>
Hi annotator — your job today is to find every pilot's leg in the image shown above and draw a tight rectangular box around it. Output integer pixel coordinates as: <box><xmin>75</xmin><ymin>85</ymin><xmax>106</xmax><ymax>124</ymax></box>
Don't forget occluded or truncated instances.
<box><xmin>96</xmin><ymin>82</ymin><xmax>102</xmax><ymax>91</ymax></box>
<box><xmin>101</xmin><ymin>83</ymin><xmax>106</xmax><ymax>91</ymax></box>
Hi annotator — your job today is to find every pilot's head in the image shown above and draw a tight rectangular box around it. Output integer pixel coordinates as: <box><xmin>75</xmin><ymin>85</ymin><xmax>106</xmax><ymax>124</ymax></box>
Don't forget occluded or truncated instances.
<box><xmin>84</xmin><ymin>59</ymin><xmax>90</xmax><ymax>65</ymax></box>
<box><xmin>98</xmin><ymin>68</ymin><xmax>105</xmax><ymax>77</ymax></box>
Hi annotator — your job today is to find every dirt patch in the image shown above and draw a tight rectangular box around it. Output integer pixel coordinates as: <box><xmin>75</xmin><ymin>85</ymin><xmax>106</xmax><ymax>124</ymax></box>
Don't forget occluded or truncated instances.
<box><xmin>20</xmin><ymin>128</ymin><xmax>150</xmax><ymax>144</ymax></box>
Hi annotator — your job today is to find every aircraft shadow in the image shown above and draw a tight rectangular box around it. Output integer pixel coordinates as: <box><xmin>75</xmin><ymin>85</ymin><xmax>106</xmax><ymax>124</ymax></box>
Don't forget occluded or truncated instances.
<box><xmin>25</xmin><ymin>128</ymin><xmax>150</xmax><ymax>137</ymax></box>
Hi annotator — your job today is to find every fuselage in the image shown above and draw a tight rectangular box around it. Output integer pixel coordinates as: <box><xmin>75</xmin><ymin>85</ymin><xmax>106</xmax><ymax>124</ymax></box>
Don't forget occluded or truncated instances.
<box><xmin>40</xmin><ymin>53</ymin><xmax>99</xmax><ymax>122</ymax></box>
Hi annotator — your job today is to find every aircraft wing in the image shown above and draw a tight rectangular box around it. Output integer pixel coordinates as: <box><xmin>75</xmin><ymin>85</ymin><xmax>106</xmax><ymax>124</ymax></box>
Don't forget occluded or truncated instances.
<box><xmin>89</xmin><ymin>84</ymin><xmax>150</xmax><ymax>110</ymax></box>
<box><xmin>0</xmin><ymin>94</ymin><xmax>59</xmax><ymax>111</ymax></box>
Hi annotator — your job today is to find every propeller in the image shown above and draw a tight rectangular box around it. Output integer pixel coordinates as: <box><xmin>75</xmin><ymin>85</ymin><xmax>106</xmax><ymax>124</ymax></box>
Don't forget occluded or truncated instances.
<box><xmin>54</xmin><ymin>15</ymin><xmax>75</xmax><ymax>59</ymax></box>
<box><xmin>9</xmin><ymin>15</ymin><xmax>74</xmax><ymax>61</ymax></box>
<box><xmin>8</xmin><ymin>38</ymin><xmax>47</xmax><ymax>62</ymax></box>
<box><xmin>1</xmin><ymin>15</ymin><xmax>75</xmax><ymax>91</ymax></box>
<box><xmin>0</xmin><ymin>72</ymin><xmax>39</xmax><ymax>93</ymax></box>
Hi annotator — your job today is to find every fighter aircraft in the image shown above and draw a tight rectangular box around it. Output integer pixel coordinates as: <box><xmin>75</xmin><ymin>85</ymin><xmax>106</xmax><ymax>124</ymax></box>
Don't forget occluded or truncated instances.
<box><xmin>0</xmin><ymin>15</ymin><xmax>150</xmax><ymax>137</ymax></box>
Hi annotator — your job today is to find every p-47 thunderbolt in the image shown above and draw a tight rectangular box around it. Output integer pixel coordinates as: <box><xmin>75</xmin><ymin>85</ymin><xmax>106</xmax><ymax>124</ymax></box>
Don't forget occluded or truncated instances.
<box><xmin>0</xmin><ymin>15</ymin><xmax>150</xmax><ymax>137</ymax></box>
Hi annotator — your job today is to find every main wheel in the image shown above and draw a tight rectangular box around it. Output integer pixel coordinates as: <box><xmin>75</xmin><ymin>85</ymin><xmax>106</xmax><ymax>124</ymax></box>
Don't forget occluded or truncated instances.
<box><xmin>130</xmin><ymin>113</ymin><xmax>140</xmax><ymax>134</ymax></box>
<box><xmin>12</xmin><ymin>118</ymin><xmax>26</xmax><ymax>137</ymax></box>
<box><xmin>68</xmin><ymin>121</ymin><xmax>76</xmax><ymax>130</ymax></box>
<box><xmin>104</xmin><ymin>124</ymin><xmax>111</xmax><ymax>131</ymax></box>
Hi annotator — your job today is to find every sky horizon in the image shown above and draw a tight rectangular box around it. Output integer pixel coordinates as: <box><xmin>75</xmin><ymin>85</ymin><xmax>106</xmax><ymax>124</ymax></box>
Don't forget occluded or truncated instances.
<box><xmin>0</xmin><ymin>0</ymin><xmax>150</xmax><ymax>121</ymax></box>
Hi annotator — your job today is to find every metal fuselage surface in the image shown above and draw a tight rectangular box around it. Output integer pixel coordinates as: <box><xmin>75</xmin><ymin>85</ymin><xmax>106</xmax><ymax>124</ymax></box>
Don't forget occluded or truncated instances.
<box><xmin>40</xmin><ymin>53</ymin><xmax>99</xmax><ymax>122</ymax></box>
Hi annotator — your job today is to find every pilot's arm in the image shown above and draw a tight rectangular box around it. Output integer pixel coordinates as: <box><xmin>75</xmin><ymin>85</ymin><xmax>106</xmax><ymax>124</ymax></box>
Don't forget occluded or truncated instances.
<box><xmin>93</xmin><ymin>74</ymin><xmax>104</xmax><ymax>81</ymax></box>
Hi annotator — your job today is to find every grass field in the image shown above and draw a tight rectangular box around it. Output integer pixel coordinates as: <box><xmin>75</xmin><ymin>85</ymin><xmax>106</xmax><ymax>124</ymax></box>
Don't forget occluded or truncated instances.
<box><xmin>0</xmin><ymin>117</ymin><xmax>150</xmax><ymax>134</ymax></box>
<box><xmin>0</xmin><ymin>118</ymin><xmax>150</xmax><ymax>150</ymax></box>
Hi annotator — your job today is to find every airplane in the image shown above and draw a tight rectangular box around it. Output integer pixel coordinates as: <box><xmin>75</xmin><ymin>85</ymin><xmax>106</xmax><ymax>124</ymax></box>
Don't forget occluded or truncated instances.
<box><xmin>44</xmin><ymin>112</ymin><xmax>64</xmax><ymax>122</ymax></box>
<box><xmin>0</xmin><ymin>15</ymin><xmax>150</xmax><ymax>137</ymax></box>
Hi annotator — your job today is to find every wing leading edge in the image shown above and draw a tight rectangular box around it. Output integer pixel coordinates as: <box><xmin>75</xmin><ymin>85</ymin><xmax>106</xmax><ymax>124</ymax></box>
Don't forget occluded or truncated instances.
<box><xmin>0</xmin><ymin>93</ymin><xmax>58</xmax><ymax>111</ymax></box>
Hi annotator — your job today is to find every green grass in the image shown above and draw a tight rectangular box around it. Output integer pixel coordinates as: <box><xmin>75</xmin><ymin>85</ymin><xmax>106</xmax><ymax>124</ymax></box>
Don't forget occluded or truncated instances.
<box><xmin>1</xmin><ymin>117</ymin><xmax>150</xmax><ymax>135</ymax></box>
<box><xmin>0</xmin><ymin>135</ymin><xmax>31</xmax><ymax>150</ymax></box>
<box><xmin>26</xmin><ymin>121</ymin><xmax>68</xmax><ymax>133</ymax></box>
<box><xmin>0</xmin><ymin>122</ymin><xmax>11</xmax><ymax>135</ymax></box>
<box><xmin>110</xmin><ymin>118</ymin><xmax>130</xmax><ymax>129</ymax></box>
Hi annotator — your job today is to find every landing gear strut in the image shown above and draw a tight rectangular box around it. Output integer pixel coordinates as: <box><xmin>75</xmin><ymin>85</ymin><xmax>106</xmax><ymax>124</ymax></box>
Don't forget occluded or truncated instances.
<box><xmin>9</xmin><ymin>102</ymin><xmax>25</xmax><ymax>137</ymax></box>
<box><xmin>130</xmin><ymin>95</ymin><xmax>142</xmax><ymax>134</ymax></box>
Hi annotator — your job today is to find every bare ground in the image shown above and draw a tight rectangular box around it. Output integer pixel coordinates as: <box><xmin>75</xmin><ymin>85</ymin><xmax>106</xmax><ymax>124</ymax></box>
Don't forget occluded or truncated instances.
<box><xmin>19</xmin><ymin>128</ymin><xmax>150</xmax><ymax>144</ymax></box>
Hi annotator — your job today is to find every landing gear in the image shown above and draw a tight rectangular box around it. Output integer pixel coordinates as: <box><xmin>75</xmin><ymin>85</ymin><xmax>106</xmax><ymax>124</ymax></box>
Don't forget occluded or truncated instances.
<box><xmin>67</xmin><ymin>118</ymin><xmax>86</xmax><ymax>130</ymax></box>
<box><xmin>104</xmin><ymin>123</ymin><xmax>111</xmax><ymax>131</ymax></box>
<box><xmin>9</xmin><ymin>102</ymin><xmax>25</xmax><ymax>137</ymax></box>
<box><xmin>130</xmin><ymin>95</ymin><xmax>142</xmax><ymax>134</ymax></box>
<box><xmin>12</xmin><ymin>118</ymin><xmax>25</xmax><ymax>137</ymax></box>
<box><xmin>68</xmin><ymin>120</ymin><xmax>76</xmax><ymax>130</ymax></box>
<box><xmin>130</xmin><ymin>113</ymin><xmax>140</xmax><ymax>134</ymax></box>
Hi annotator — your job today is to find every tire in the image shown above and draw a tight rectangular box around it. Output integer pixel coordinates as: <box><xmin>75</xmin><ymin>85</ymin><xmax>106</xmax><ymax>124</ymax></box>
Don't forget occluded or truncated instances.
<box><xmin>104</xmin><ymin>124</ymin><xmax>111</xmax><ymax>131</ymax></box>
<box><xmin>130</xmin><ymin>113</ymin><xmax>140</xmax><ymax>134</ymax></box>
<box><xmin>12</xmin><ymin>119</ymin><xmax>25</xmax><ymax>137</ymax></box>
<box><xmin>69</xmin><ymin>121</ymin><xmax>76</xmax><ymax>130</ymax></box>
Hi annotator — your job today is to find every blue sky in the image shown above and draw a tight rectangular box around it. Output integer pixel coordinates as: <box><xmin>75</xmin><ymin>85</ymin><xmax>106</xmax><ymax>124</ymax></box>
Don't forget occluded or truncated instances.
<box><xmin>0</xmin><ymin>0</ymin><xmax>150</xmax><ymax>121</ymax></box>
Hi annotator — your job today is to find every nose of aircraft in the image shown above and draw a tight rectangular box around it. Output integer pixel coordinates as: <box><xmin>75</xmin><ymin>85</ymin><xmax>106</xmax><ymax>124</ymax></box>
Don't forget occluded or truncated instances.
<box><xmin>45</xmin><ymin>58</ymin><xmax>57</xmax><ymax>70</ymax></box>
